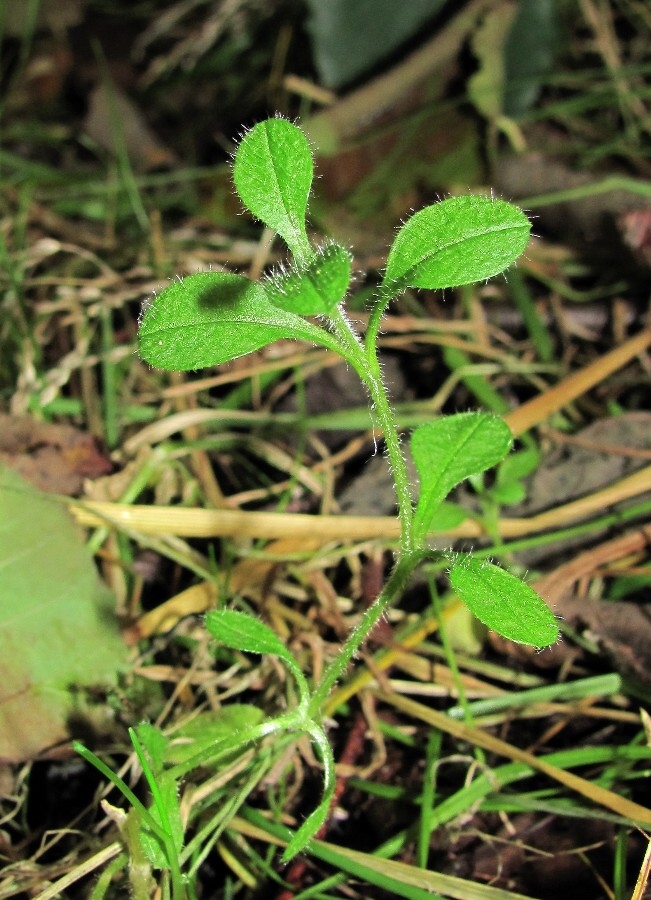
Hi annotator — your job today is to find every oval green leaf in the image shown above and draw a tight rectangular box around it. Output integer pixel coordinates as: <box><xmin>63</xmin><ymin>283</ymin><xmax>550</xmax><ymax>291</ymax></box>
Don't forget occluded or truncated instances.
<box><xmin>449</xmin><ymin>556</ymin><xmax>559</xmax><ymax>647</ymax></box>
<box><xmin>206</xmin><ymin>608</ymin><xmax>309</xmax><ymax>704</ymax></box>
<box><xmin>205</xmin><ymin>609</ymin><xmax>291</xmax><ymax>661</ymax></box>
<box><xmin>411</xmin><ymin>412</ymin><xmax>512</xmax><ymax>542</ymax></box>
<box><xmin>164</xmin><ymin>706</ymin><xmax>264</xmax><ymax>767</ymax></box>
<box><xmin>383</xmin><ymin>195</ymin><xmax>531</xmax><ymax>292</ymax></box>
<box><xmin>138</xmin><ymin>272</ymin><xmax>338</xmax><ymax>370</ymax></box>
<box><xmin>233</xmin><ymin>118</ymin><xmax>314</xmax><ymax>263</ymax></box>
<box><xmin>266</xmin><ymin>243</ymin><xmax>351</xmax><ymax>315</ymax></box>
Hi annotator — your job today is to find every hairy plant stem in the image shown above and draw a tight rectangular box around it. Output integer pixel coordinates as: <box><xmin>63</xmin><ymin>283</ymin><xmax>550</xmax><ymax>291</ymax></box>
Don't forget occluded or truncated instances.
<box><xmin>310</xmin><ymin>302</ymin><xmax>423</xmax><ymax>711</ymax></box>
<box><xmin>309</xmin><ymin>551</ymin><xmax>422</xmax><ymax>714</ymax></box>
<box><xmin>364</xmin><ymin>284</ymin><xmax>399</xmax><ymax>366</ymax></box>
<box><xmin>329</xmin><ymin>304</ymin><xmax>415</xmax><ymax>552</ymax></box>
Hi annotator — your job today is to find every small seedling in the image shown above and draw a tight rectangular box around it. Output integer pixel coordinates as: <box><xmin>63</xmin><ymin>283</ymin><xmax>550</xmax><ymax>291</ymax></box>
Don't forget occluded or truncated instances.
<box><xmin>121</xmin><ymin>116</ymin><xmax>559</xmax><ymax>869</ymax></box>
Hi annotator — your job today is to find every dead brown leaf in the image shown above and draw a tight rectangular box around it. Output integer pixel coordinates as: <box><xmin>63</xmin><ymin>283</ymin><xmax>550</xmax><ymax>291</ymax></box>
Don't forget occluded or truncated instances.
<box><xmin>0</xmin><ymin>414</ymin><xmax>112</xmax><ymax>495</ymax></box>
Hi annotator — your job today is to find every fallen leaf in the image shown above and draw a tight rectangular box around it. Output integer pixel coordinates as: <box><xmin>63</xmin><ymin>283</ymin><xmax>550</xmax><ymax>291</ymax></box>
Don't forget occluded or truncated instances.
<box><xmin>0</xmin><ymin>414</ymin><xmax>112</xmax><ymax>495</ymax></box>
<box><xmin>84</xmin><ymin>82</ymin><xmax>176</xmax><ymax>172</ymax></box>
<box><xmin>0</xmin><ymin>465</ymin><xmax>128</xmax><ymax>761</ymax></box>
<box><xmin>125</xmin><ymin>581</ymin><xmax>217</xmax><ymax>643</ymax></box>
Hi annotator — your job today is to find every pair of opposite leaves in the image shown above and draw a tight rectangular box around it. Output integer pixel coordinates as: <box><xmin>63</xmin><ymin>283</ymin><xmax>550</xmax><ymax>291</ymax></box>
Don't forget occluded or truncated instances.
<box><xmin>138</xmin><ymin>117</ymin><xmax>532</xmax><ymax>371</ymax></box>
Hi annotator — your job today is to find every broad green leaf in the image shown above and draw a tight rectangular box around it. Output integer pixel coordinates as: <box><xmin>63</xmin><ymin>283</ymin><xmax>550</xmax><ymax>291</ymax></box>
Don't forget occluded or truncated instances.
<box><xmin>411</xmin><ymin>413</ymin><xmax>512</xmax><ymax>542</ymax></box>
<box><xmin>490</xmin><ymin>445</ymin><xmax>540</xmax><ymax>506</ymax></box>
<box><xmin>233</xmin><ymin>118</ymin><xmax>313</xmax><ymax>262</ymax></box>
<box><xmin>0</xmin><ymin>465</ymin><xmax>127</xmax><ymax>762</ymax></box>
<box><xmin>165</xmin><ymin>706</ymin><xmax>263</xmax><ymax>766</ymax></box>
<box><xmin>449</xmin><ymin>555</ymin><xmax>559</xmax><ymax>647</ymax></box>
<box><xmin>138</xmin><ymin>272</ymin><xmax>339</xmax><ymax>370</ymax></box>
<box><xmin>497</xmin><ymin>445</ymin><xmax>540</xmax><ymax>485</ymax></box>
<box><xmin>206</xmin><ymin>608</ymin><xmax>310</xmax><ymax>705</ymax></box>
<box><xmin>430</xmin><ymin>501</ymin><xmax>469</xmax><ymax>531</ymax></box>
<box><xmin>266</xmin><ymin>243</ymin><xmax>351</xmax><ymax>315</ymax></box>
<box><xmin>382</xmin><ymin>196</ymin><xmax>531</xmax><ymax>292</ymax></box>
<box><xmin>488</xmin><ymin>481</ymin><xmax>526</xmax><ymax>506</ymax></box>
<box><xmin>206</xmin><ymin>609</ymin><xmax>292</xmax><ymax>660</ymax></box>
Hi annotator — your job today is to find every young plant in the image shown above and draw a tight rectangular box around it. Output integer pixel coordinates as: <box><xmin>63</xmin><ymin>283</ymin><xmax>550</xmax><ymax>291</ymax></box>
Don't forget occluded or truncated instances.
<box><xmin>137</xmin><ymin>116</ymin><xmax>559</xmax><ymax>860</ymax></box>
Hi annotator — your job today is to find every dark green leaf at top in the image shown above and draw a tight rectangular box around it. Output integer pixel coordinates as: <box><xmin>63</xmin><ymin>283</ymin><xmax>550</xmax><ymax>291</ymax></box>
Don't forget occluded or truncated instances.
<box><xmin>266</xmin><ymin>243</ymin><xmax>351</xmax><ymax>315</ymax></box>
<box><xmin>383</xmin><ymin>195</ymin><xmax>531</xmax><ymax>293</ymax></box>
<box><xmin>233</xmin><ymin>118</ymin><xmax>314</xmax><ymax>264</ymax></box>
<box><xmin>138</xmin><ymin>272</ymin><xmax>338</xmax><ymax>371</ymax></box>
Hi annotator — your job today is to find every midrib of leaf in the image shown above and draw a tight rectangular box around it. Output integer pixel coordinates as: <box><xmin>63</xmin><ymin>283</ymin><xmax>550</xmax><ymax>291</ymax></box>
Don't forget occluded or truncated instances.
<box><xmin>395</xmin><ymin>219</ymin><xmax>529</xmax><ymax>279</ymax></box>
<box><xmin>264</xmin><ymin>125</ymin><xmax>307</xmax><ymax>258</ymax></box>
<box><xmin>142</xmin><ymin>312</ymin><xmax>338</xmax><ymax>347</ymax></box>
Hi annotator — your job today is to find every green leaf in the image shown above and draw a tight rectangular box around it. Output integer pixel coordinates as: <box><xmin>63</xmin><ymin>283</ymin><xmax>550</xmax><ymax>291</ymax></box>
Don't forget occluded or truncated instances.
<box><xmin>135</xmin><ymin>722</ymin><xmax>169</xmax><ymax>776</ymax></box>
<box><xmin>504</xmin><ymin>0</ymin><xmax>559</xmax><ymax>117</ymax></box>
<box><xmin>449</xmin><ymin>555</ymin><xmax>559</xmax><ymax>647</ymax></box>
<box><xmin>382</xmin><ymin>195</ymin><xmax>531</xmax><ymax>292</ymax></box>
<box><xmin>489</xmin><ymin>481</ymin><xmax>526</xmax><ymax>506</ymax></box>
<box><xmin>430</xmin><ymin>501</ymin><xmax>469</xmax><ymax>531</ymax></box>
<box><xmin>468</xmin><ymin>4</ymin><xmax>518</xmax><ymax>123</ymax></box>
<box><xmin>282</xmin><ymin>722</ymin><xmax>335</xmax><ymax>861</ymax></box>
<box><xmin>206</xmin><ymin>608</ymin><xmax>310</xmax><ymax>707</ymax></box>
<box><xmin>411</xmin><ymin>413</ymin><xmax>512</xmax><ymax>542</ymax></box>
<box><xmin>138</xmin><ymin>272</ymin><xmax>340</xmax><ymax>371</ymax></box>
<box><xmin>206</xmin><ymin>609</ymin><xmax>292</xmax><ymax>659</ymax></box>
<box><xmin>497</xmin><ymin>445</ymin><xmax>540</xmax><ymax>485</ymax></box>
<box><xmin>233</xmin><ymin>118</ymin><xmax>313</xmax><ymax>263</ymax></box>
<box><xmin>304</xmin><ymin>0</ymin><xmax>448</xmax><ymax>89</ymax></box>
<box><xmin>490</xmin><ymin>445</ymin><xmax>540</xmax><ymax>506</ymax></box>
<box><xmin>165</xmin><ymin>706</ymin><xmax>263</xmax><ymax>766</ymax></box>
<box><xmin>266</xmin><ymin>243</ymin><xmax>351</xmax><ymax>315</ymax></box>
<box><xmin>283</xmin><ymin>800</ymin><xmax>330</xmax><ymax>861</ymax></box>
<box><xmin>131</xmin><ymin>727</ymin><xmax>184</xmax><ymax>870</ymax></box>
<box><xmin>139</xmin><ymin>776</ymin><xmax>184</xmax><ymax>869</ymax></box>
<box><xmin>0</xmin><ymin>465</ymin><xmax>127</xmax><ymax>762</ymax></box>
